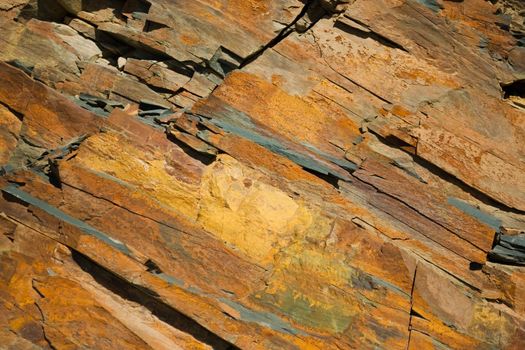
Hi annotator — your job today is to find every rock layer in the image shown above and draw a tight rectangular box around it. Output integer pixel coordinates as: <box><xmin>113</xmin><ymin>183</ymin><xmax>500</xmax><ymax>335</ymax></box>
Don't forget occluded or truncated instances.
<box><xmin>0</xmin><ymin>0</ymin><xmax>524</xmax><ymax>349</ymax></box>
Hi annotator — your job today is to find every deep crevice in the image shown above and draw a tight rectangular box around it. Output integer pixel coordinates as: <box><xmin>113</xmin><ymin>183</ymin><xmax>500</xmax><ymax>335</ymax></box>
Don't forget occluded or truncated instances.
<box><xmin>94</xmin><ymin>29</ymin><xmax>136</xmax><ymax>59</ymax></box>
<box><xmin>409</xmin><ymin>309</ymin><xmax>425</xmax><ymax>319</ymax></box>
<box><xmin>302</xmin><ymin>167</ymin><xmax>341</xmax><ymax>188</ymax></box>
<box><xmin>123</xmin><ymin>0</ymin><xmax>151</xmax><ymax>18</ymax></box>
<box><xmin>165</xmin><ymin>132</ymin><xmax>217</xmax><ymax>165</ymax></box>
<box><xmin>483</xmin><ymin>296</ymin><xmax>513</xmax><ymax>309</ymax></box>
<box><xmin>501</xmin><ymin>79</ymin><xmax>525</xmax><ymax>99</ymax></box>
<box><xmin>97</xmin><ymin>29</ymin><xmax>174</xmax><ymax>62</ymax></box>
<box><xmin>16</xmin><ymin>0</ymin><xmax>67</xmax><ymax>23</ymax></box>
<box><xmin>144</xmin><ymin>259</ymin><xmax>163</xmax><ymax>274</ymax></box>
<box><xmin>334</xmin><ymin>18</ymin><xmax>408</xmax><ymax>52</ymax></box>
<box><xmin>71</xmin><ymin>250</ymin><xmax>239</xmax><ymax>350</ymax></box>
<box><xmin>207</xmin><ymin>46</ymin><xmax>244</xmax><ymax>78</ymax></box>
<box><xmin>143</xmin><ymin>19</ymin><xmax>169</xmax><ymax>32</ymax></box>
<box><xmin>239</xmin><ymin>0</ymin><xmax>320</xmax><ymax>68</ymax></box>
<box><xmin>469</xmin><ymin>262</ymin><xmax>483</xmax><ymax>270</ymax></box>
<box><xmin>1</xmin><ymin>191</ymin><xmax>30</xmax><ymax>208</ymax></box>
<box><xmin>46</xmin><ymin>160</ymin><xmax>62</xmax><ymax>189</ymax></box>
<box><xmin>164</xmin><ymin>60</ymin><xmax>195</xmax><ymax>78</ymax></box>
<box><xmin>0</xmin><ymin>99</ymin><xmax>24</xmax><ymax>122</ymax></box>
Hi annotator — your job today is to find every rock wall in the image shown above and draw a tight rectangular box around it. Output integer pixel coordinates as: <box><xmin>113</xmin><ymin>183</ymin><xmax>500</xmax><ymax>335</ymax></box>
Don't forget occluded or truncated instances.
<box><xmin>0</xmin><ymin>0</ymin><xmax>524</xmax><ymax>349</ymax></box>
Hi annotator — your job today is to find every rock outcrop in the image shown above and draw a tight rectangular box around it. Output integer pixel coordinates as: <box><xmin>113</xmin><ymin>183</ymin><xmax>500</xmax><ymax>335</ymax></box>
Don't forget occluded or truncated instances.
<box><xmin>0</xmin><ymin>0</ymin><xmax>524</xmax><ymax>349</ymax></box>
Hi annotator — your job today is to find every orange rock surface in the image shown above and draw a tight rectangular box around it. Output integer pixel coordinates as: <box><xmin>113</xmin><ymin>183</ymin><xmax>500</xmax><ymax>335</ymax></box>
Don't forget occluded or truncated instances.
<box><xmin>0</xmin><ymin>0</ymin><xmax>524</xmax><ymax>349</ymax></box>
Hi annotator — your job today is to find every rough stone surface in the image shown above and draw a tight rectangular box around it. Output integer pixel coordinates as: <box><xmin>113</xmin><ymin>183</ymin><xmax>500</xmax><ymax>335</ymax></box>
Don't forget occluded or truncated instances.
<box><xmin>0</xmin><ymin>0</ymin><xmax>524</xmax><ymax>349</ymax></box>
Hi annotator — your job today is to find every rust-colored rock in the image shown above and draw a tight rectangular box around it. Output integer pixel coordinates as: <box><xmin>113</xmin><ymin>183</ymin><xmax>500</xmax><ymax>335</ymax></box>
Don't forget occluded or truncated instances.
<box><xmin>1</xmin><ymin>0</ymin><xmax>524</xmax><ymax>349</ymax></box>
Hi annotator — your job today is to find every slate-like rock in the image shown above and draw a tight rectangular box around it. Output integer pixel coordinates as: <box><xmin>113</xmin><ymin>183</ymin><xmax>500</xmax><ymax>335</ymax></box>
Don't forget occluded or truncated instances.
<box><xmin>0</xmin><ymin>1</ymin><xmax>524</xmax><ymax>349</ymax></box>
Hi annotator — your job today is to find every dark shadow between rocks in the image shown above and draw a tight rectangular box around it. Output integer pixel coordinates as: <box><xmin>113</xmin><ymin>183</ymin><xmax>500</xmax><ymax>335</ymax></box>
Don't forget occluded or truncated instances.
<box><xmin>71</xmin><ymin>250</ymin><xmax>239</xmax><ymax>350</ymax></box>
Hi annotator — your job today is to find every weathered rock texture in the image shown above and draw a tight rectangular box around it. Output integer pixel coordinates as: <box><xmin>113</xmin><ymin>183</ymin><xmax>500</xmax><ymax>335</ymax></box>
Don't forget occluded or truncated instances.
<box><xmin>0</xmin><ymin>0</ymin><xmax>524</xmax><ymax>349</ymax></box>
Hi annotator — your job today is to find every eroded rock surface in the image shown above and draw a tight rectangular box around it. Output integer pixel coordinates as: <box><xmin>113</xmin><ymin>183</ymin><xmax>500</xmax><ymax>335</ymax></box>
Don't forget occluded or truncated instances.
<box><xmin>0</xmin><ymin>0</ymin><xmax>524</xmax><ymax>349</ymax></box>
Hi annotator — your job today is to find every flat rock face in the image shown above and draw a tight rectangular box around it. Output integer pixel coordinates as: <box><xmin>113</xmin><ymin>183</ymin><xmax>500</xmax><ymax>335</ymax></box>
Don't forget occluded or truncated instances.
<box><xmin>0</xmin><ymin>0</ymin><xmax>524</xmax><ymax>349</ymax></box>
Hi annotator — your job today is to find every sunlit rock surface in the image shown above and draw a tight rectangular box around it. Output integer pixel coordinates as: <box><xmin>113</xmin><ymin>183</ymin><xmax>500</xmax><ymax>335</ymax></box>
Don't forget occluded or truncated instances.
<box><xmin>0</xmin><ymin>0</ymin><xmax>524</xmax><ymax>349</ymax></box>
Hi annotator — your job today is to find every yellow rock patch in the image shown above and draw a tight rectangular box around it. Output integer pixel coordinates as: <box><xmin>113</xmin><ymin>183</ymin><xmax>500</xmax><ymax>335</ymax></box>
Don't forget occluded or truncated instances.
<box><xmin>199</xmin><ymin>155</ymin><xmax>327</xmax><ymax>264</ymax></box>
<box><xmin>75</xmin><ymin>131</ymin><xmax>200</xmax><ymax>220</ymax></box>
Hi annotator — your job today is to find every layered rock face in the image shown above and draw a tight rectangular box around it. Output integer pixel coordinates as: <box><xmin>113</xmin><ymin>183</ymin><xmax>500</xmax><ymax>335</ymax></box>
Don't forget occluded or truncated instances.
<box><xmin>0</xmin><ymin>0</ymin><xmax>524</xmax><ymax>349</ymax></box>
